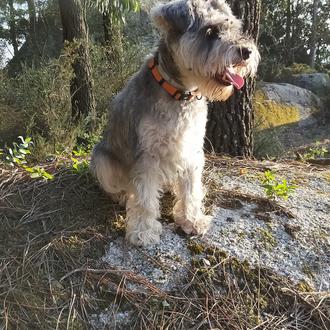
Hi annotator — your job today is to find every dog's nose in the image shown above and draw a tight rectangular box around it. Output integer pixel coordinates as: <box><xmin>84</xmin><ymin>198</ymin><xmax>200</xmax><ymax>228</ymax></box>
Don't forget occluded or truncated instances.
<box><xmin>241</xmin><ymin>47</ymin><xmax>252</xmax><ymax>60</ymax></box>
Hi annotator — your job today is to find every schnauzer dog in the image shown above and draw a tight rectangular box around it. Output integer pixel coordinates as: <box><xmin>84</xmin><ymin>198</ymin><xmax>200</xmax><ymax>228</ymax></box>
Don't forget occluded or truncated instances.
<box><xmin>91</xmin><ymin>0</ymin><xmax>260</xmax><ymax>246</ymax></box>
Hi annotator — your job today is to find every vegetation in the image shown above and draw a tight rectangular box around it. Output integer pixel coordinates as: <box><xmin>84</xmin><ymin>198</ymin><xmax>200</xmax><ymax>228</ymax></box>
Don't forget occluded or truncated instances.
<box><xmin>0</xmin><ymin>0</ymin><xmax>328</xmax><ymax>157</ymax></box>
<box><xmin>302</xmin><ymin>141</ymin><xmax>328</xmax><ymax>160</ymax></box>
<box><xmin>0</xmin><ymin>135</ymin><xmax>33</xmax><ymax>167</ymax></box>
<box><xmin>0</xmin><ymin>21</ymin><xmax>148</xmax><ymax>160</ymax></box>
<box><xmin>0</xmin><ymin>135</ymin><xmax>54</xmax><ymax>180</ymax></box>
<box><xmin>23</xmin><ymin>164</ymin><xmax>54</xmax><ymax>180</ymax></box>
<box><xmin>260</xmin><ymin>170</ymin><xmax>297</xmax><ymax>200</ymax></box>
<box><xmin>259</xmin><ymin>0</ymin><xmax>330</xmax><ymax>80</ymax></box>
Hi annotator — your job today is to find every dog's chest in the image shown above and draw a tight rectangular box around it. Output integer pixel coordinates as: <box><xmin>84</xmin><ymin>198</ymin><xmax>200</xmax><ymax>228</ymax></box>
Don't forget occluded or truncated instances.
<box><xmin>138</xmin><ymin>99</ymin><xmax>208</xmax><ymax>159</ymax></box>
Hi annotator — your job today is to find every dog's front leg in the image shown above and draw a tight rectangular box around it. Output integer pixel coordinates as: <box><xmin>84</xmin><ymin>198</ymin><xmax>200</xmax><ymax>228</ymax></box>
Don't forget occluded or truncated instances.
<box><xmin>125</xmin><ymin>155</ymin><xmax>163</xmax><ymax>246</ymax></box>
<box><xmin>173</xmin><ymin>154</ymin><xmax>211</xmax><ymax>235</ymax></box>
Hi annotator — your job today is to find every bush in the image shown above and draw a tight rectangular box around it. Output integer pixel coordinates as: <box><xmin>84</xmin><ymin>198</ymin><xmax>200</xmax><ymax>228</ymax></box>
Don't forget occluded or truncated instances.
<box><xmin>259</xmin><ymin>62</ymin><xmax>319</xmax><ymax>83</ymax></box>
<box><xmin>0</xmin><ymin>51</ymin><xmax>76</xmax><ymax>158</ymax></box>
<box><xmin>0</xmin><ymin>28</ymin><xmax>149</xmax><ymax>160</ymax></box>
<box><xmin>91</xmin><ymin>38</ymin><xmax>148</xmax><ymax>122</ymax></box>
<box><xmin>275</xmin><ymin>63</ymin><xmax>317</xmax><ymax>83</ymax></box>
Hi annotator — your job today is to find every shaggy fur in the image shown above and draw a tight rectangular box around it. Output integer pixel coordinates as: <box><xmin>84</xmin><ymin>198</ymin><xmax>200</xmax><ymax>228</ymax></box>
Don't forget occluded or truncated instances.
<box><xmin>91</xmin><ymin>0</ymin><xmax>260</xmax><ymax>246</ymax></box>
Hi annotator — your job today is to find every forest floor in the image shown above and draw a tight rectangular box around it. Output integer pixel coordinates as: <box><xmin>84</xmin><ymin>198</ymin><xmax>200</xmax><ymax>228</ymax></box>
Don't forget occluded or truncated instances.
<box><xmin>0</xmin><ymin>155</ymin><xmax>329</xmax><ymax>329</ymax></box>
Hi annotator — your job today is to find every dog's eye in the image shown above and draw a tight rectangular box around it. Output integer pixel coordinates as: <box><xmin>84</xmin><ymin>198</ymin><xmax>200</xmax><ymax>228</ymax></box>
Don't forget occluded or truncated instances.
<box><xmin>206</xmin><ymin>26</ymin><xmax>220</xmax><ymax>39</ymax></box>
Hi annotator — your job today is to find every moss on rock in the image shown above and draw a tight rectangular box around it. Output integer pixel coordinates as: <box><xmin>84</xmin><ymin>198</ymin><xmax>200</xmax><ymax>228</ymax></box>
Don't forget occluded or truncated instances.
<box><xmin>253</xmin><ymin>90</ymin><xmax>300</xmax><ymax>131</ymax></box>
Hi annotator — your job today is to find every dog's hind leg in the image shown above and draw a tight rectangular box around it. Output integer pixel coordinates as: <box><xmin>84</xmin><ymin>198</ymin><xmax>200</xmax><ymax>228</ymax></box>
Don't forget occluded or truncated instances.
<box><xmin>125</xmin><ymin>155</ymin><xmax>163</xmax><ymax>246</ymax></box>
<box><xmin>90</xmin><ymin>142</ymin><xmax>128</xmax><ymax>204</ymax></box>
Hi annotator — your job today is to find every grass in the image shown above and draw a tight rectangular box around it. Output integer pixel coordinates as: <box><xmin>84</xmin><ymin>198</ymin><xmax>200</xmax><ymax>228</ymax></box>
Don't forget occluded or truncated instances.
<box><xmin>0</xmin><ymin>158</ymin><xmax>329</xmax><ymax>329</ymax></box>
<box><xmin>0</xmin><ymin>164</ymin><xmax>118</xmax><ymax>328</ymax></box>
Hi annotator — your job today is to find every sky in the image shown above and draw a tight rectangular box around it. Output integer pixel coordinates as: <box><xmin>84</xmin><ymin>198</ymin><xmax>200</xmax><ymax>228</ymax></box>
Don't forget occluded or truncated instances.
<box><xmin>0</xmin><ymin>3</ymin><xmax>27</xmax><ymax>67</ymax></box>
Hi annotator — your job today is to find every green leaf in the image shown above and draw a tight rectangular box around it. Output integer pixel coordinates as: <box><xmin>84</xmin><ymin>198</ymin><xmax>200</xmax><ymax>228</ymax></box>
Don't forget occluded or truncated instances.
<box><xmin>23</xmin><ymin>166</ymin><xmax>34</xmax><ymax>173</ymax></box>
<box><xmin>43</xmin><ymin>172</ymin><xmax>54</xmax><ymax>180</ymax></box>
<box><xmin>162</xmin><ymin>300</ymin><xmax>170</xmax><ymax>308</ymax></box>
<box><xmin>18</xmin><ymin>136</ymin><xmax>25</xmax><ymax>143</ymax></box>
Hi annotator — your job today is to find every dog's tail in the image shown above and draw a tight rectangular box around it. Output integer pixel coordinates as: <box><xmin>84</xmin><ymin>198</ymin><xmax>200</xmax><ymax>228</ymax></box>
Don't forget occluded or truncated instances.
<box><xmin>90</xmin><ymin>141</ymin><xmax>127</xmax><ymax>194</ymax></box>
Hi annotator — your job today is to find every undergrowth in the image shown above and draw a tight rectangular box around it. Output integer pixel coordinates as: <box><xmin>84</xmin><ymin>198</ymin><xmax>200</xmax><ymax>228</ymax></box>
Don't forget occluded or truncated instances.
<box><xmin>260</xmin><ymin>170</ymin><xmax>297</xmax><ymax>200</ymax></box>
<box><xmin>302</xmin><ymin>141</ymin><xmax>328</xmax><ymax>160</ymax></box>
<box><xmin>0</xmin><ymin>136</ymin><xmax>33</xmax><ymax>167</ymax></box>
<box><xmin>0</xmin><ymin>136</ymin><xmax>54</xmax><ymax>181</ymax></box>
<box><xmin>0</xmin><ymin>35</ymin><xmax>146</xmax><ymax>162</ymax></box>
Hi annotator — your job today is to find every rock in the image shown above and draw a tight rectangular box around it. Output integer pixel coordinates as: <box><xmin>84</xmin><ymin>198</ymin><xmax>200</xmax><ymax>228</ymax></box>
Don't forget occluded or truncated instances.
<box><xmin>290</xmin><ymin>73</ymin><xmax>330</xmax><ymax>97</ymax></box>
<box><xmin>254</xmin><ymin>82</ymin><xmax>323</xmax><ymax>130</ymax></box>
<box><xmin>101</xmin><ymin>158</ymin><xmax>330</xmax><ymax>293</ymax></box>
<box><xmin>253</xmin><ymin>82</ymin><xmax>329</xmax><ymax>158</ymax></box>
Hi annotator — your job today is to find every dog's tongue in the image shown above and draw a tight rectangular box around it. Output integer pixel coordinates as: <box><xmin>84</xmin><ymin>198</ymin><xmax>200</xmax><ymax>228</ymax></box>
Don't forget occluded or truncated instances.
<box><xmin>225</xmin><ymin>69</ymin><xmax>244</xmax><ymax>89</ymax></box>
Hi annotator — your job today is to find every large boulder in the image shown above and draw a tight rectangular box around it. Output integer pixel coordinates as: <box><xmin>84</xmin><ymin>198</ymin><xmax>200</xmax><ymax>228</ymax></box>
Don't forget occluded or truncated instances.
<box><xmin>290</xmin><ymin>73</ymin><xmax>330</xmax><ymax>97</ymax></box>
<box><xmin>253</xmin><ymin>82</ymin><xmax>329</xmax><ymax>158</ymax></box>
<box><xmin>254</xmin><ymin>82</ymin><xmax>323</xmax><ymax>130</ymax></box>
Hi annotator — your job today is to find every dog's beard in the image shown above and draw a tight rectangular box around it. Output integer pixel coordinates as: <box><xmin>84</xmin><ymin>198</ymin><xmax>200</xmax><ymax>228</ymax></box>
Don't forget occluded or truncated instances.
<box><xmin>181</xmin><ymin>64</ymin><xmax>251</xmax><ymax>101</ymax></box>
<box><xmin>197</xmin><ymin>79</ymin><xmax>234</xmax><ymax>101</ymax></box>
<box><xmin>177</xmin><ymin>47</ymin><xmax>259</xmax><ymax>100</ymax></box>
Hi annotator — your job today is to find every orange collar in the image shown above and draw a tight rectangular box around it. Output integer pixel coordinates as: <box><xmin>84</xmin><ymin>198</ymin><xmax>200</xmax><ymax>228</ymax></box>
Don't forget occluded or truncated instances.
<box><xmin>148</xmin><ymin>56</ymin><xmax>198</xmax><ymax>101</ymax></box>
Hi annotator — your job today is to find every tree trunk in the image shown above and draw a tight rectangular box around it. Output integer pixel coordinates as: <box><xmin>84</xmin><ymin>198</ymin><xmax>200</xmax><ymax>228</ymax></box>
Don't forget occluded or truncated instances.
<box><xmin>58</xmin><ymin>0</ymin><xmax>96</xmax><ymax>127</ymax></box>
<box><xmin>26</xmin><ymin>0</ymin><xmax>38</xmax><ymax>54</ymax></box>
<box><xmin>102</xmin><ymin>11</ymin><xmax>123</xmax><ymax>63</ymax></box>
<box><xmin>205</xmin><ymin>0</ymin><xmax>261</xmax><ymax>158</ymax></box>
<box><xmin>291</xmin><ymin>0</ymin><xmax>300</xmax><ymax>64</ymax></box>
<box><xmin>284</xmin><ymin>0</ymin><xmax>292</xmax><ymax>65</ymax></box>
<box><xmin>309</xmin><ymin>0</ymin><xmax>319</xmax><ymax>68</ymax></box>
<box><xmin>8</xmin><ymin>0</ymin><xmax>19</xmax><ymax>56</ymax></box>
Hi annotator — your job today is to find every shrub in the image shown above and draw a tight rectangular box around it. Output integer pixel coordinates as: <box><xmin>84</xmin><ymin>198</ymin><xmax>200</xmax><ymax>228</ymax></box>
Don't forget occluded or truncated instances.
<box><xmin>275</xmin><ymin>63</ymin><xmax>317</xmax><ymax>83</ymax></box>
<box><xmin>302</xmin><ymin>142</ymin><xmax>328</xmax><ymax>160</ymax></box>
<box><xmin>260</xmin><ymin>170</ymin><xmax>297</xmax><ymax>201</ymax></box>
<box><xmin>0</xmin><ymin>33</ymin><xmax>149</xmax><ymax>160</ymax></box>
<box><xmin>0</xmin><ymin>51</ymin><xmax>76</xmax><ymax>159</ymax></box>
<box><xmin>0</xmin><ymin>136</ymin><xmax>33</xmax><ymax>167</ymax></box>
<box><xmin>1</xmin><ymin>136</ymin><xmax>54</xmax><ymax>181</ymax></box>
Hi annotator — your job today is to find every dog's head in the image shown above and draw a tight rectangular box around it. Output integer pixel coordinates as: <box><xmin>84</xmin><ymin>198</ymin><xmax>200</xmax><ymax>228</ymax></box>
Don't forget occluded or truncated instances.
<box><xmin>151</xmin><ymin>0</ymin><xmax>260</xmax><ymax>101</ymax></box>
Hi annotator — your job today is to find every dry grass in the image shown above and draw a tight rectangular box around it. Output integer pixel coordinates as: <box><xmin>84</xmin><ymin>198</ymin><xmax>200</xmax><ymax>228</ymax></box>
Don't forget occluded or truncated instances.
<box><xmin>0</xmin><ymin>165</ymin><xmax>118</xmax><ymax>328</ymax></box>
<box><xmin>0</xmin><ymin>159</ymin><xmax>329</xmax><ymax>329</ymax></box>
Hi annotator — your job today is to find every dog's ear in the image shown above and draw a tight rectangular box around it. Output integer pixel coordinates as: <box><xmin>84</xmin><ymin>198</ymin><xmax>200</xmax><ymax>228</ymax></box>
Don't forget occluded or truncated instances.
<box><xmin>151</xmin><ymin>0</ymin><xmax>193</xmax><ymax>33</ymax></box>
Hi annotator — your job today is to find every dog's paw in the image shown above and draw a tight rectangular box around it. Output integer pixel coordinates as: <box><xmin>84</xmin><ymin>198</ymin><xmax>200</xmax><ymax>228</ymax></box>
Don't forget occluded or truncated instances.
<box><xmin>126</xmin><ymin>221</ymin><xmax>162</xmax><ymax>246</ymax></box>
<box><xmin>176</xmin><ymin>215</ymin><xmax>211</xmax><ymax>235</ymax></box>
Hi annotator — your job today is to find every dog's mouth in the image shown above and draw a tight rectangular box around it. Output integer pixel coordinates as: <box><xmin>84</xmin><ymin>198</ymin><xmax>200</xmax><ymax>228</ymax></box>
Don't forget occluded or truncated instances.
<box><xmin>215</xmin><ymin>67</ymin><xmax>245</xmax><ymax>90</ymax></box>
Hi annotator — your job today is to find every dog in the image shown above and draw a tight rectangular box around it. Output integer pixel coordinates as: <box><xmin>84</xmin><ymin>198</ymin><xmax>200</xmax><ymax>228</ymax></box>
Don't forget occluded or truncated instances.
<box><xmin>91</xmin><ymin>0</ymin><xmax>260</xmax><ymax>246</ymax></box>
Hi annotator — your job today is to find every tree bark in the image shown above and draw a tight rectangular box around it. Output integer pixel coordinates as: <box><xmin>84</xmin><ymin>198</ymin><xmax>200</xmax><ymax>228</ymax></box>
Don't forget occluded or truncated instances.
<box><xmin>205</xmin><ymin>0</ymin><xmax>261</xmax><ymax>158</ymax></box>
<box><xmin>309</xmin><ymin>0</ymin><xmax>319</xmax><ymax>68</ymax></box>
<box><xmin>284</xmin><ymin>0</ymin><xmax>293</xmax><ymax>65</ymax></box>
<box><xmin>58</xmin><ymin>0</ymin><xmax>96</xmax><ymax>127</ymax></box>
<box><xmin>26</xmin><ymin>0</ymin><xmax>38</xmax><ymax>54</ymax></box>
<box><xmin>8</xmin><ymin>0</ymin><xmax>19</xmax><ymax>56</ymax></box>
<box><xmin>102</xmin><ymin>11</ymin><xmax>123</xmax><ymax>63</ymax></box>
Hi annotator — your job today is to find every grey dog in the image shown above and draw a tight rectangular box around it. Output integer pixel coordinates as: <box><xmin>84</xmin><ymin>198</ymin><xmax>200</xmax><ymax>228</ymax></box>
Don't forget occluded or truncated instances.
<box><xmin>91</xmin><ymin>0</ymin><xmax>260</xmax><ymax>246</ymax></box>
